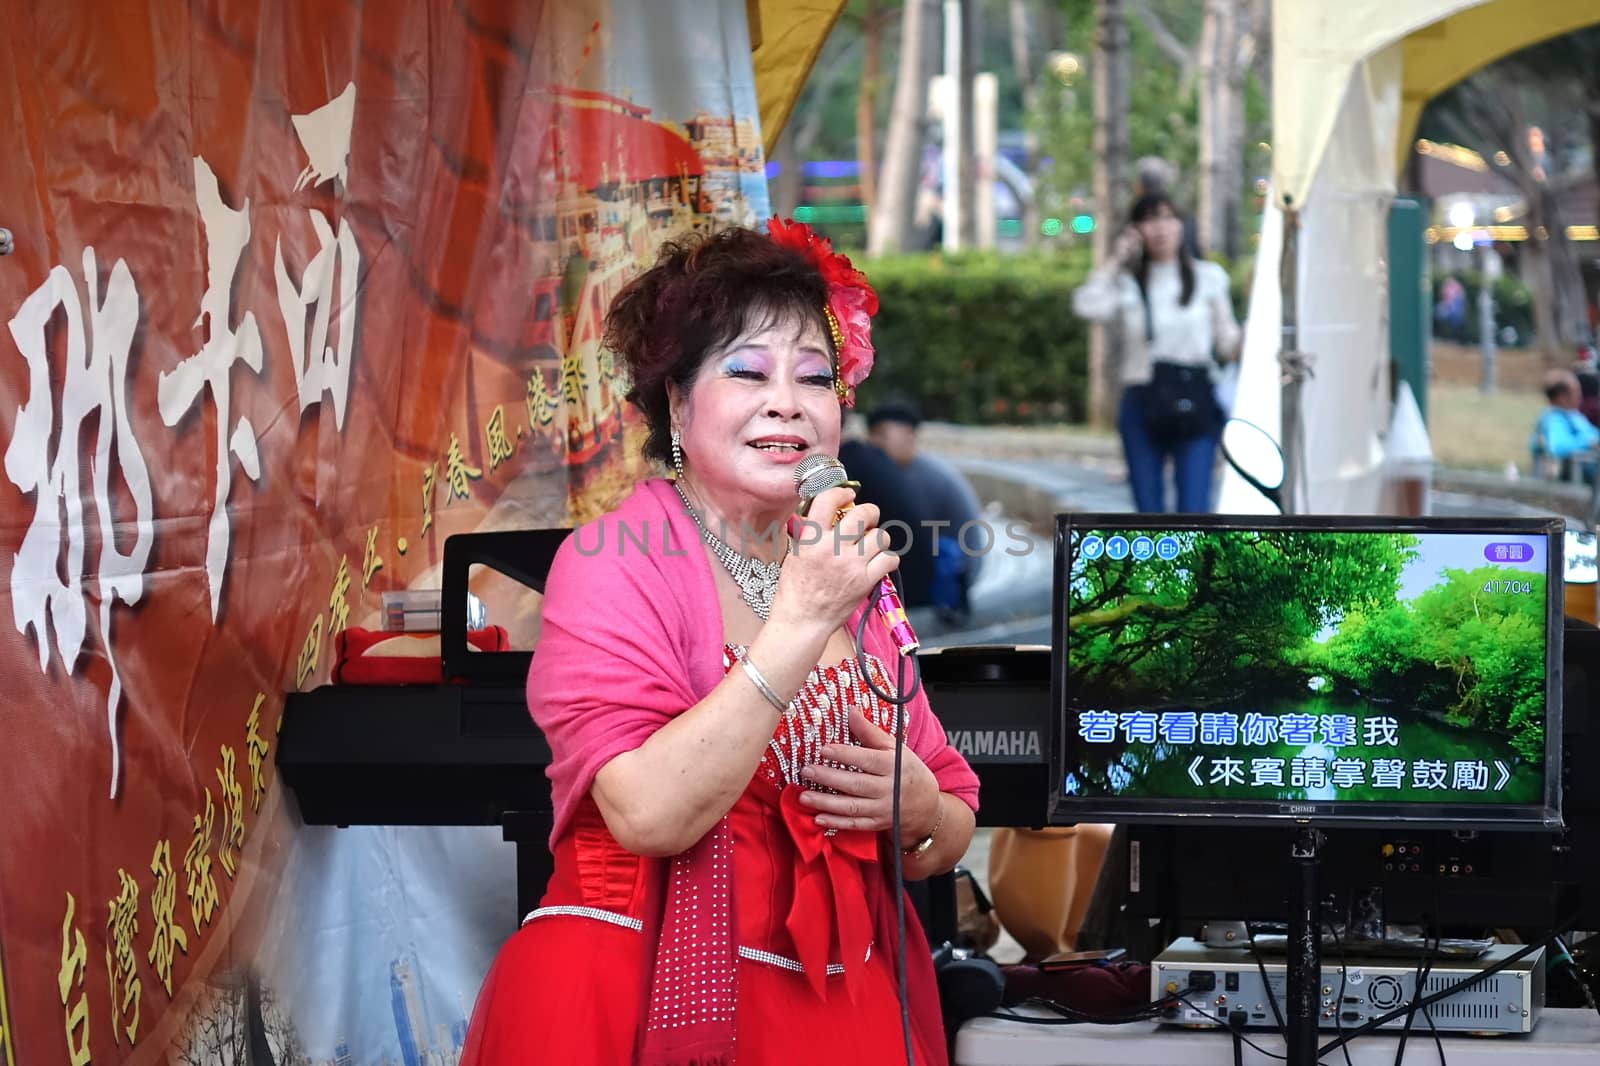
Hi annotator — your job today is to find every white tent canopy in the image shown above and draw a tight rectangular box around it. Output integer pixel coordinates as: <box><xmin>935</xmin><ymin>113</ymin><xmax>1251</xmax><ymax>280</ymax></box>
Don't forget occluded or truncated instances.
<box><xmin>1223</xmin><ymin>0</ymin><xmax>1598</xmax><ymax>514</ymax></box>
<box><xmin>1269</xmin><ymin>0</ymin><xmax>1484</xmax><ymax>212</ymax></box>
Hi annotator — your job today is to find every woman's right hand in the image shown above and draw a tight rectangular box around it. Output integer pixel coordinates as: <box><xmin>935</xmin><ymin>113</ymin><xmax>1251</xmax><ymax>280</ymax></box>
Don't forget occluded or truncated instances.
<box><xmin>771</xmin><ymin>486</ymin><xmax>900</xmax><ymax>633</ymax></box>
<box><xmin>1114</xmin><ymin>227</ymin><xmax>1144</xmax><ymax>266</ymax></box>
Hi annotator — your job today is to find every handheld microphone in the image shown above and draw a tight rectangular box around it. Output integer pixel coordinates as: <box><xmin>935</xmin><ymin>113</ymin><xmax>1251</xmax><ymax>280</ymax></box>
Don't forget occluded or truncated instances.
<box><xmin>792</xmin><ymin>453</ymin><xmax>919</xmax><ymax>656</ymax></box>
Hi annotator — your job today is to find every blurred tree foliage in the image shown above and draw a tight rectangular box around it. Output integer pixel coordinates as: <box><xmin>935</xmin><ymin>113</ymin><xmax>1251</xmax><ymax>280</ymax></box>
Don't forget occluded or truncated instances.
<box><xmin>1071</xmin><ymin>530</ymin><xmax>1418</xmax><ymax>702</ymax></box>
<box><xmin>1027</xmin><ymin>0</ymin><xmax>1269</xmax><ymax>252</ymax></box>
<box><xmin>1312</xmin><ymin>567</ymin><xmax>1547</xmax><ymax>760</ymax></box>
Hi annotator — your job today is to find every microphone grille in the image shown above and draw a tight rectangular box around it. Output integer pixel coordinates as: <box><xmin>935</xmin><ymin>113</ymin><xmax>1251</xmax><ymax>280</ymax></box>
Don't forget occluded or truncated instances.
<box><xmin>793</xmin><ymin>453</ymin><xmax>847</xmax><ymax>499</ymax></box>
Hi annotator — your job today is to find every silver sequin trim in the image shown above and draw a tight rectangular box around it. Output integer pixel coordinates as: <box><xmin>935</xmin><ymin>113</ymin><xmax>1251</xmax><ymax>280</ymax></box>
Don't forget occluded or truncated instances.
<box><xmin>738</xmin><ymin>942</ymin><xmax>873</xmax><ymax>976</ymax></box>
<box><xmin>524</xmin><ymin>906</ymin><xmax>871</xmax><ymax>976</ymax></box>
<box><xmin>522</xmin><ymin>905</ymin><xmax>644</xmax><ymax>931</ymax></box>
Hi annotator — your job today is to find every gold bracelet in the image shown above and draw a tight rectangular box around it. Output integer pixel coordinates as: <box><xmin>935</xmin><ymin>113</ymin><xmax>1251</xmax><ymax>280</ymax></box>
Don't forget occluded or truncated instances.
<box><xmin>902</xmin><ymin>797</ymin><xmax>945</xmax><ymax>856</ymax></box>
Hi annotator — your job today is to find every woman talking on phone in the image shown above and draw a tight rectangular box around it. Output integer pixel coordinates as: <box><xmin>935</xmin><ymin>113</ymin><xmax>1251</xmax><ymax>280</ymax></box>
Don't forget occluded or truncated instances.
<box><xmin>1071</xmin><ymin>194</ymin><xmax>1242</xmax><ymax>513</ymax></box>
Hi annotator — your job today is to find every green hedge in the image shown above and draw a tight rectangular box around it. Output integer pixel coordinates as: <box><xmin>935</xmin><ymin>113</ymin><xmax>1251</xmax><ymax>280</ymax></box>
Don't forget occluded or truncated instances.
<box><xmin>855</xmin><ymin>249</ymin><xmax>1093</xmax><ymax>423</ymax></box>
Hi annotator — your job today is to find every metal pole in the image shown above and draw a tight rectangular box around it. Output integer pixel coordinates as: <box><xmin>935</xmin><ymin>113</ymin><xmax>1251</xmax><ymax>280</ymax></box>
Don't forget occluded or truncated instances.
<box><xmin>1286</xmin><ymin>827</ymin><xmax>1324</xmax><ymax>1066</ymax></box>
<box><xmin>1478</xmin><ymin>243</ymin><xmax>1499</xmax><ymax>394</ymax></box>
<box><xmin>1279</xmin><ymin>204</ymin><xmax>1304</xmax><ymax>514</ymax></box>
<box><xmin>942</xmin><ymin>0</ymin><xmax>962</xmax><ymax>252</ymax></box>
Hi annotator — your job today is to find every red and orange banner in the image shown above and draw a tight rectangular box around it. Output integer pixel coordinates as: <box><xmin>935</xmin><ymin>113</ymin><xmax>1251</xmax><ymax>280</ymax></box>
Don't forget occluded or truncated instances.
<box><xmin>0</xmin><ymin>2</ymin><xmax>771</xmax><ymax>1060</ymax></box>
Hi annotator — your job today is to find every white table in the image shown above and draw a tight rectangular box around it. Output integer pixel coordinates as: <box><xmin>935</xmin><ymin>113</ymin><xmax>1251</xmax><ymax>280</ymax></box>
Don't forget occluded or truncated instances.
<box><xmin>953</xmin><ymin>1006</ymin><xmax>1600</xmax><ymax>1065</ymax></box>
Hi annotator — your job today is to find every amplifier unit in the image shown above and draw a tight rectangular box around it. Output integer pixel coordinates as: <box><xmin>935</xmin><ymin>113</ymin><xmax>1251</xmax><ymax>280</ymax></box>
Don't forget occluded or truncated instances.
<box><xmin>1152</xmin><ymin>938</ymin><xmax>1543</xmax><ymax>1035</ymax></box>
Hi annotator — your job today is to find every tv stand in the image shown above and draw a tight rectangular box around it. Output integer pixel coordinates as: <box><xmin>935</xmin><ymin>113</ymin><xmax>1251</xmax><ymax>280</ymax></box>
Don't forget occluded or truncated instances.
<box><xmin>1287</xmin><ymin>827</ymin><xmax>1323</xmax><ymax>1066</ymax></box>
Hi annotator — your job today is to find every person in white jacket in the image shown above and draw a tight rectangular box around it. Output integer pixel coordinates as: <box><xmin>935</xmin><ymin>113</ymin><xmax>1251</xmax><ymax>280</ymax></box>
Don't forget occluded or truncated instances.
<box><xmin>1072</xmin><ymin>194</ymin><xmax>1242</xmax><ymax>512</ymax></box>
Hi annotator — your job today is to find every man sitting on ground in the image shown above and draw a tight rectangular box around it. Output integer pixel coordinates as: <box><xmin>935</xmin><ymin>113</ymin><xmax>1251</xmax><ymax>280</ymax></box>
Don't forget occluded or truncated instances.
<box><xmin>867</xmin><ymin>402</ymin><xmax>987</xmax><ymax>623</ymax></box>
<box><xmin>1530</xmin><ymin>369</ymin><xmax>1599</xmax><ymax>485</ymax></box>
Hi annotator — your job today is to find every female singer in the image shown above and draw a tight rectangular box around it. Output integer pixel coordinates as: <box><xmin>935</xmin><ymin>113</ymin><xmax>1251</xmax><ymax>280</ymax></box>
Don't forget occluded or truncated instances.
<box><xmin>461</xmin><ymin>220</ymin><xmax>979</xmax><ymax>1065</ymax></box>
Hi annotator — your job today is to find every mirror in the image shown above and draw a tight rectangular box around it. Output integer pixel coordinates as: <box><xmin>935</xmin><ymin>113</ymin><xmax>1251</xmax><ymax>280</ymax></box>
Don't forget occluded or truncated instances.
<box><xmin>1567</xmin><ymin>529</ymin><xmax>1597</xmax><ymax>585</ymax></box>
<box><xmin>1565</xmin><ymin>529</ymin><xmax>1597</xmax><ymax>625</ymax></box>
<box><xmin>1220</xmin><ymin>418</ymin><xmax>1285</xmax><ymax>511</ymax></box>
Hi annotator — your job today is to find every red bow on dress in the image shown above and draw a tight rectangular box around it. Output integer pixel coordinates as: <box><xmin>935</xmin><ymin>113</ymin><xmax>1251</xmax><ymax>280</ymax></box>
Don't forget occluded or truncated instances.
<box><xmin>779</xmin><ymin>784</ymin><xmax>881</xmax><ymax>1002</ymax></box>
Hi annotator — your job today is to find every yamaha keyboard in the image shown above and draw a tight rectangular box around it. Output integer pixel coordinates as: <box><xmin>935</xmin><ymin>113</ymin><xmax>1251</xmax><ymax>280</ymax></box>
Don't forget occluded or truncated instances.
<box><xmin>276</xmin><ymin>530</ymin><xmax>1052</xmax><ymax>917</ymax></box>
<box><xmin>277</xmin><ymin>644</ymin><xmax>1049</xmax><ymax>831</ymax></box>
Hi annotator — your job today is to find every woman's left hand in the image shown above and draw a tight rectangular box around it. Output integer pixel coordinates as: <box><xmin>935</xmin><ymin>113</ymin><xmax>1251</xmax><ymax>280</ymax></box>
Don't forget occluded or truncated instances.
<box><xmin>798</xmin><ymin>708</ymin><xmax>942</xmax><ymax>847</ymax></box>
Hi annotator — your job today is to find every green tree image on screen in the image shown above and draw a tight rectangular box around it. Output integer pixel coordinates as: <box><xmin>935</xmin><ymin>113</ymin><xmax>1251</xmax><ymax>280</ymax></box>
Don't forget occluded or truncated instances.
<box><xmin>1064</xmin><ymin>530</ymin><xmax>1546</xmax><ymax>805</ymax></box>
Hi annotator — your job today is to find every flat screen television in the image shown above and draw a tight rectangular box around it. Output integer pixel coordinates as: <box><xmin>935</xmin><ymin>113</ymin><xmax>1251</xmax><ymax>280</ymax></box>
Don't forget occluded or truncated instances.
<box><xmin>1049</xmin><ymin>515</ymin><xmax>1565</xmax><ymax>830</ymax></box>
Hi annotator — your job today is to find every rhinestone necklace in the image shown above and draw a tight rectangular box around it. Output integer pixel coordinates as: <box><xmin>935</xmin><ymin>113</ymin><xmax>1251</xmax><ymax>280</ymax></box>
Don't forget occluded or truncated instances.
<box><xmin>673</xmin><ymin>479</ymin><xmax>785</xmax><ymax>620</ymax></box>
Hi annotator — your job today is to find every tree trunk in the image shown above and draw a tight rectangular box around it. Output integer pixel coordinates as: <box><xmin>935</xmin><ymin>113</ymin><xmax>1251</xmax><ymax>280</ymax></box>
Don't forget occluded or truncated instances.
<box><xmin>769</xmin><ymin>123</ymin><xmax>803</xmax><ymax>216</ymax></box>
<box><xmin>245</xmin><ymin>971</ymin><xmax>278</xmax><ymax>1066</ymax></box>
<box><xmin>770</xmin><ymin>34</ymin><xmax>860</xmax><ymax>218</ymax></box>
<box><xmin>1198</xmin><ymin>0</ymin><xmax>1244</xmax><ymax>259</ymax></box>
<box><xmin>1009</xmin><ymin>0</ymin><xmax>1041</xmax><ymax>247</ymax></box>
<box><xmin>857</xmin><ymin>1</ymin><xmax>884</xmax><ymax>213</ymax></box>
<box><xmin>1522</xmin><ymin>200</ymin><xmax>1563</xmax><ymax>363</ymax></box>
<box><xmin>1515</xmin><ymin>169</ymin><xmax>1584</xmax><ymax>362</ymax></box>
<box><xmin>1089</xmin><ymin>0</ymin><xmax>1130</xmax><ymax>426</ymax></box>
<box><xmin>959</xmin><ymin>0</ymin><xmax>981</xmax><ymax>248</ymax></box>
<box><xmin>1251</xmin><ymin>0</ymin><xmax>1272</xmax><ymax>103</ymax></box>
<box><xmin>1535</xmin><ymin>185</ymin><xmax>1588</xmax><ymax>356</ymax></box>
<box><xmin>870</xmin><ymin>0</ymin><xmax>939</xmax><ymax>255</ymax></box>
<box><xmin>1008</xmin><ymin>0</ymin><xmax>1033</xmax><ymax>89</ymax></box>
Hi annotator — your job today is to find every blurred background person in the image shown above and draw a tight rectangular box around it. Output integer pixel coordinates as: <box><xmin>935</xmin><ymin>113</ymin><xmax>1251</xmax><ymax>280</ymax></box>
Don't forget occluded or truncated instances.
<box><xmin>1071</xmin><ymin>193</ymin><xmax>1242</xmax><ymax>513</ymax></box>
<box><xmin>1530</xmin><ymin>367</ymin><xmax>1599</xmax><ymax>484</ymax></box>
<box><xmin>839</xmin><ymin>422</ymin><xmax>938</xmax><ymax>610</ymax></box>
<box><xmin>867</xmin><ymin>401</ymin><xmax>986</xmax><ymax>624</ymax></box>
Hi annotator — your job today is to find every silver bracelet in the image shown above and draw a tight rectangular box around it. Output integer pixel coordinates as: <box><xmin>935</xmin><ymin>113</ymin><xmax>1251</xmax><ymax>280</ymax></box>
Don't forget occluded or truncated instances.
<box><xmin>740</xmin><ymin>656</ymin><xmax>788</xmax><ymax>713</ymax></box>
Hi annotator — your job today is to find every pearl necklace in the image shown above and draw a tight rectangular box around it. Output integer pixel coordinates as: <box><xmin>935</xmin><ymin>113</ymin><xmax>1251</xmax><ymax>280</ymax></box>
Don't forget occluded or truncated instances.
<box><xmin>673</xmin><ymin>480</ymin><xmax>785</xmax><ymax>620</ymax></box>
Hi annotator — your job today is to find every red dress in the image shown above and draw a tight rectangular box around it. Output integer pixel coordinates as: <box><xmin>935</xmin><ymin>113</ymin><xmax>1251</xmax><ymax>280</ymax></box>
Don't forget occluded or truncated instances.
<box><xmin>461</xmin><ymin>646</ymin><xmax>951</xmax><ymax>1065</ymax></box>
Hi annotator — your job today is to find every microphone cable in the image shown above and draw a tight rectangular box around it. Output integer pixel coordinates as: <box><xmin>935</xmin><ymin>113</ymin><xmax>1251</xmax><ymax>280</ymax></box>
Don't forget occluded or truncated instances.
<box><xmin>852</xmin><ymin>569</ymin><xmax>922</xmax><ymax>1066</ymax></box>
<box><xmin>791</xmin><ymin>461</ymin><xmax>925</xmax><ymax>1064</ymax></box>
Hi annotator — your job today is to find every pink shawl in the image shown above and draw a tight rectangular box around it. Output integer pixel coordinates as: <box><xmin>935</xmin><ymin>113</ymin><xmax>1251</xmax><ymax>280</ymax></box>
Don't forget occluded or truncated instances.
<box><xmin>526</xmin><ymin>476</ymin><xmax>980</xmax><ymax>1064</ymax></box>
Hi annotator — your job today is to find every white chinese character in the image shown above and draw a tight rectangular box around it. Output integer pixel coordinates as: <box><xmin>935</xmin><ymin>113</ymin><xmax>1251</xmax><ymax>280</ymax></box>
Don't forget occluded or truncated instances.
<box><xmin>1241</xmin><ymin>713</ymin><xmax>1279</xmax><ymax>746</ymax></box>
<box><xmin>274</xmin><ymin>83</ymin><xmax>360</xmax><ymax>430</ymax></box>
<box><xmin>1451</xmin><ymin>760</ymin><xmax>1490</xmax><ymax>791</ymax></box>
<box><xmin>1158</xmin><ymin>712</ymin><xmax>1198</xmax><ymax>744</ymax></box>
<box><xmin>1363</xmin><ymin>716</ymin><xmax>1400</xmax><ymax>746</ymax></box>
<box><xmin>1120</xmin><ymin>711</ymin><xmax>1158</xmax><ymax>744</ymax></box>
<box><xmin>1210</xmin><ymin>757</ymin><xmax>1245</xmax><ymax>786</ymax></box>
<box><xmin>1291</xmin><ymin>757</ymin><xmax>1328</xmax><ymax>788</ymax></box>
<box><xmin>6</xmin><ymin>250</ymin><xmax>154</xmax><ymax>798</ymax></box>
<box><xmin>1320</xmin><ymin>715</ymin><xmax>1357</xmax><ymax>747</ymax></box>
<box><xmin>1280</xmin><ymin>714</ymin><xmax>1318</xmax><ymax>744</ymax></box>
<box><xmin>1372</xmin><ymin>759</ymin><xmax>1407</xmax><ymax>788</ymax></box>
<box><xmin>1413</xmin><ymin>760</ymin><xmax>1448</xmax><ymax>790</ymax></box>
<box><xmin>1494</xmin><ymin>545</ymin><xmax>1508</xmax><ymax>561</ymax></box>
<box><xmin>1079</xmin><ymin>711</ymin><xmax>1118</xmax><ymax>744</ymax></box>
<box><xmin>1250</xmin><ymin>757</ymin><xmax>1285</xmax><ymax>787</ymax></box>
<box><xmin>157</xmin><ymin>157</ymin><xmax>264</xmax><ymax>621</ymax></box>
<box><xmin>1200</xmin><ymin>713</ymin><xmax>1239</xmax><ymax>745</ymax></box>
<box><xmin>1330</xmin><ymin>758</ymin><xmax>1366</xmax><ymax>788</ymax></box>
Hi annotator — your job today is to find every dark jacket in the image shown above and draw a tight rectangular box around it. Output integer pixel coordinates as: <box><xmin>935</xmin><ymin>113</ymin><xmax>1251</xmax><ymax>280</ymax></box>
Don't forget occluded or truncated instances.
<box><xmin>838</xmin><ymin>440</ymin><xmax>936</xmax><ymax>608</ymax></box>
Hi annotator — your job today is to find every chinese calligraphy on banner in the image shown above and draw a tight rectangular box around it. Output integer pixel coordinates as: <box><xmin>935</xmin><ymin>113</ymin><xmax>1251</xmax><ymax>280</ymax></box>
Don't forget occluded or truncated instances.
<box><xmin>0</xmin><ymin>1</ymin><xmax>771</xmax><ymax>1061</ymax></box>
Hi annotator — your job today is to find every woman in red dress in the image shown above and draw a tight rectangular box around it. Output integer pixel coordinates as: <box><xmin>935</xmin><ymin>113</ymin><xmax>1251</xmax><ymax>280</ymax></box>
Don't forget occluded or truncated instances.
<box><xmin>461</xmin><ymin>222</ymin><xmax>980</xmax><ymax>1065</ymax></box>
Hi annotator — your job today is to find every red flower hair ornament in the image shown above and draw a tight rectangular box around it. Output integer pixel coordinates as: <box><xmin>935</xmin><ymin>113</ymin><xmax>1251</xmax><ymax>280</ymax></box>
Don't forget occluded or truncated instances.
<box><xmin>765</xmin><ymin>217</ymin><xmax>879</xmax><ymax>406</ymax></box>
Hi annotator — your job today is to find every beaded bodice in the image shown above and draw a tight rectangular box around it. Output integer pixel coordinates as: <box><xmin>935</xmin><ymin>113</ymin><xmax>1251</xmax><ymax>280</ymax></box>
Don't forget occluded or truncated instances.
<box><xmin>723</xmin><ymin>644</ymin><xmax>904</xmax><ymax>789</ymax></box>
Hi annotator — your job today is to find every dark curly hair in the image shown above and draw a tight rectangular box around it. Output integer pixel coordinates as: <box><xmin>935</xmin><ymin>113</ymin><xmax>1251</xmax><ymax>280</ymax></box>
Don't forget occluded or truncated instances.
<box><xmin>603</xmin><ymin>227</ymin><xmax>834</xmax><ymax>465</ymax></box>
